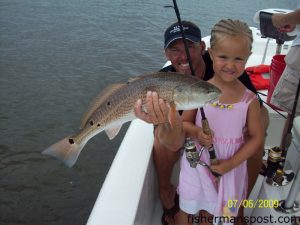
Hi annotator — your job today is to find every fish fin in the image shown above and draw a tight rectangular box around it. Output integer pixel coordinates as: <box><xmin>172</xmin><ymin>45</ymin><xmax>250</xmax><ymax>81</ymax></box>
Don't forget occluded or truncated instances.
<box><xmin>80</xmin><ymin>83</ymin><xmax>126</xmax><ymax>128</ymax></box>
<box><xmin>105</xmin><ymin>125</ymin><xmax>122</xmax><ymax>140</ymax></box>
<box><xmin>42</xmin><ymin>136</ymin><xmax>84</xmax><ymax>167</ymax></box>
<box><xmin>168</xmin><ymin>101</ymin><xmax>177</xmax><ymax>129</ymax></box>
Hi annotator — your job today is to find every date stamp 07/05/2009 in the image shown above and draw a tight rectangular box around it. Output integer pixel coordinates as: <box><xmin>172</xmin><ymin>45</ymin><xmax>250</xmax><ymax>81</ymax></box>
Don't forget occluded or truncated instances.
<box><xmin>227</xmin><ymin>199</ymin><xmax>279</xmax><ymax>209</ymax></box>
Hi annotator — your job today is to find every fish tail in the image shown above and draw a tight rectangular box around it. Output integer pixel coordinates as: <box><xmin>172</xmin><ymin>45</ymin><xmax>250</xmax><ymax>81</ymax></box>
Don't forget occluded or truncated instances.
<box><xmin>42</xmin><ymin>136</ymin><xmax>84</xmax><ymax>167</ymax></box>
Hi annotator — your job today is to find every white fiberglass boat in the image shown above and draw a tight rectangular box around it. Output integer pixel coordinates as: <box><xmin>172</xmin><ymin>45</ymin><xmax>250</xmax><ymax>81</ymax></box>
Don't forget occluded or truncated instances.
<box><xmin>87</xmin><ymin>9</ymin><xmax>300</xmax><ymax>225</ymax></box>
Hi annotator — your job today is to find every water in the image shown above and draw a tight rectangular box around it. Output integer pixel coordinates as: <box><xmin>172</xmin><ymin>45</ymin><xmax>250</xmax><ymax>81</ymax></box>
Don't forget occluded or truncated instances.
<box><xmin>0</xmin><ymin>0</ymin><xmax>293</xmax><ymax>224</ymax></box>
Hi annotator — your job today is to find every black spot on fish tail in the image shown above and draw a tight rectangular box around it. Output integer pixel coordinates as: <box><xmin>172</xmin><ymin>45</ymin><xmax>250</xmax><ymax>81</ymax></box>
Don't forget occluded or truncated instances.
<box><xmin>97</xmin><ymin>124</ymin><xmax>100</xmax><ymax>127</ymax></box>
<box><xmin>90</xmin><ymin>120</ymin><xmax>94</xmax><ymax>126</ymax></box>
<box><xmin>107</xmin><ymin>101</ymin><xmax>111</xmax><ymax>106</ymax></box>
<box><xmin>69</xmin><ymin>139</ymin><xmax>74</xmax><ymax>144</ymax></box>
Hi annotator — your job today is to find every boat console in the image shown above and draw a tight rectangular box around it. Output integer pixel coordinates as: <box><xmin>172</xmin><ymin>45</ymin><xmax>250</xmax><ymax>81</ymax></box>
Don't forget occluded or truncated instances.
<box><xmin>253</xmin><ymin>8</ymin><xmax>297</xmax><ymax>54</ymax></box>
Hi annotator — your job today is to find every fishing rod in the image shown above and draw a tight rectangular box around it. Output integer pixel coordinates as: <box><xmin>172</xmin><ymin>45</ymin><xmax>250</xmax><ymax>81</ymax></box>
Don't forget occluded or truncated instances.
<box><xmin>200</xmin><ymin>107</ymin><xmax>218</xmax><ymax>165</ymax></box>
<box><xmin>164</xmin><ymin>0</ymin><xmax>195</xmax><ymax>76</ymax></box>
<box><xmin>165</xmin><ymin>1</ymin><xmax>220</xmax><ymax>182</ymax></box>
<box><xmin>165</xmin><ymin>1</ymin><xmax>220</xmax><ymax>181</ymax></box>
<box><xmin>256</xmin><ymin>92</ymin><xmax>287</xmax><ymax>119</ymax></box>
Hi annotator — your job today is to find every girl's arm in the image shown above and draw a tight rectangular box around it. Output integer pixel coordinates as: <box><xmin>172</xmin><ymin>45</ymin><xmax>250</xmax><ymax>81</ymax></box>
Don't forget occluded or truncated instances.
<box><xmin>182</xmin><ymin>109</ymin><xmax>213</xmax><ymax>148</ymax></box>
<box><xmin>211</xmin><ymin>98</ymin><xmax>264</xmax><ymax>175</ymax></box>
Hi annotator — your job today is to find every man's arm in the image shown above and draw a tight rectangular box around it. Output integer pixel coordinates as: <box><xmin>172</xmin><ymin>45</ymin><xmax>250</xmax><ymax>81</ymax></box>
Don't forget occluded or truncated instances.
<box><xmin>272</xmin><ymin>9</ymin><xmax>300</xmax><ymax>32</ymax></box>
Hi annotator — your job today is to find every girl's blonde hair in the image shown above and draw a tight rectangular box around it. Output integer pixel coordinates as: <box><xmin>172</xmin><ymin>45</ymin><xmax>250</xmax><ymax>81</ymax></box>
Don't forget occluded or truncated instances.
<box><xmin>210</xmin><ymin>19</ymin><xmax>253</xmax><ymax>50</ymax></box>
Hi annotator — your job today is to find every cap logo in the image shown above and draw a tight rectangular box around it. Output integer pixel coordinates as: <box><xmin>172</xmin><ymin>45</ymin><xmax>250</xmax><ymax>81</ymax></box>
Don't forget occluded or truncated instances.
<box><xmin>169</xmin><ymin>25</ymin><xmax>188</xmax><ymax>34</ymax></box>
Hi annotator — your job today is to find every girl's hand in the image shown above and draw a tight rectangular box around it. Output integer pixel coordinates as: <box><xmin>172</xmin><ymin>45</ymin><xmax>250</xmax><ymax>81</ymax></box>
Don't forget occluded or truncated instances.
<box><xmin>196</xmin><ymin>128</ymin><xmax>213</xmax><ymax>148</ymax></box>
<box><xmin>210</xmin><ymin>159</ymin><xmax>233</xmax><ymax>175</ymax></box>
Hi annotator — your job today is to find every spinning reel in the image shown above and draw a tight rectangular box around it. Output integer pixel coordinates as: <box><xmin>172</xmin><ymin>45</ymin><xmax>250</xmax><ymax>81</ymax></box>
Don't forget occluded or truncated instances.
<box><xmin>264</xmin><ymin>147</ymin><xmax>294</xmax><ymax>186</ymax></box>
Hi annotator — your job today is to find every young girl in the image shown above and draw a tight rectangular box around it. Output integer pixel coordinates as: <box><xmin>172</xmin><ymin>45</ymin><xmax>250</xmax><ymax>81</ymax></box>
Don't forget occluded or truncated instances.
<box><xmin>175</xmin><ymin>19</ymin><xmax>264</xmax><ymax>225</ymax></box>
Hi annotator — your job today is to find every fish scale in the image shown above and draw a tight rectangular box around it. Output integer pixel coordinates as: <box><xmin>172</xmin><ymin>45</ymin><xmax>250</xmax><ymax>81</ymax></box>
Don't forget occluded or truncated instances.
<box><xmin>86</xmin><ymin>74</ymin><xmax>176</xmax><ymax>130</ymax></box>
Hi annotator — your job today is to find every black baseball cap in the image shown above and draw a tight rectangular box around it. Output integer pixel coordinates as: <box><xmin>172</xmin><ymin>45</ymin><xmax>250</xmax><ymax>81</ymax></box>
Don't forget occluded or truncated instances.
<box><xmin>164</xmin><ymin>21</ymin><xmax>202</xmax><ymax>49</ymax></box>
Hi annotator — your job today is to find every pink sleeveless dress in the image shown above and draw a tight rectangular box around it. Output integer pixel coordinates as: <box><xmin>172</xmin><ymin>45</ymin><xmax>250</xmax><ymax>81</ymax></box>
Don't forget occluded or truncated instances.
<box><xmin>178</xmin><ymin>89</ymin><xmax>256</xmax><ymax>218</ymax></box>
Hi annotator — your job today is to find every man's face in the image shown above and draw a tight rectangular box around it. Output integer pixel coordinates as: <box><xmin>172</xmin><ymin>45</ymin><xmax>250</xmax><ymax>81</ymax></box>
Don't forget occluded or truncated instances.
<box><xmin>165</xmin><ymin>39</ymin><xmax>206</xmax><ymax>78</ymax></box>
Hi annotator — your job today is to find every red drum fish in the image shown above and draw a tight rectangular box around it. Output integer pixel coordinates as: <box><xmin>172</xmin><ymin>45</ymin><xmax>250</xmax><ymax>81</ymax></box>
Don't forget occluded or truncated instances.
<box><xmin>42</xmin><ymin>72</ymin><xmax>221</xmax><ymax>167</ymax></box>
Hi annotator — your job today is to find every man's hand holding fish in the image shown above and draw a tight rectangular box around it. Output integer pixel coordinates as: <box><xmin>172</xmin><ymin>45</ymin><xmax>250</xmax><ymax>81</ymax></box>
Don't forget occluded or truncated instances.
<box><xmin>134</xmin><ymin>91</ymin><xmax>185</xmax><ymax>151</ymax></box>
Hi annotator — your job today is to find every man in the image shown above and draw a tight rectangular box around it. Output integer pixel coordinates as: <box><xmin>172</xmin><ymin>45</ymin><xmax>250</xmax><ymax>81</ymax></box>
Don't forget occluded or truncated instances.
<box><xmin>134</xmin><ymin>21</ymin><xmax>269</xmax><ymax>225</ymax></box>
<box><xmin>271</xmin><ymin>6</ymin><xmax>300</xmax><ymax>150</ymax></box>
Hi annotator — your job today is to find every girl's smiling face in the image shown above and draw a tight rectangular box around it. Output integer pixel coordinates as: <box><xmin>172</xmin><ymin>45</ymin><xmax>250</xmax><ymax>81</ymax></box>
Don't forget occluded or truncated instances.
<box><xmin>208</xmin><ymin>35</ymin><xmax>251</xmax><ymax>83</ymax></box>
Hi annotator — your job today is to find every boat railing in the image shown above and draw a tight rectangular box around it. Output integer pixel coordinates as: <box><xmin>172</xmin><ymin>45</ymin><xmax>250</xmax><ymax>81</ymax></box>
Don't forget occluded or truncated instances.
<box><xmin>87</xmin><ymin>119</ymin><xmax>156</xmax><ymax>225</ymax></box>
